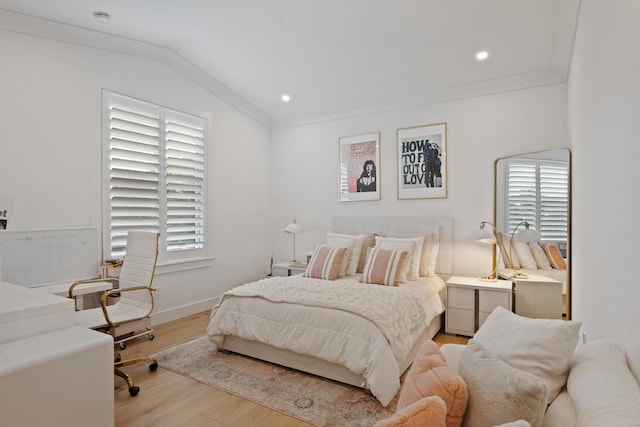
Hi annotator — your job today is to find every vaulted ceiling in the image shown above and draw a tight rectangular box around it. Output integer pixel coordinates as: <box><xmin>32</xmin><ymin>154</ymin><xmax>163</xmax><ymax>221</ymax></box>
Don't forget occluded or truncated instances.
<box><xmin>0</xmin><ymin>0</ymin><xmax>580</xmax><ymax>128</ymax></box>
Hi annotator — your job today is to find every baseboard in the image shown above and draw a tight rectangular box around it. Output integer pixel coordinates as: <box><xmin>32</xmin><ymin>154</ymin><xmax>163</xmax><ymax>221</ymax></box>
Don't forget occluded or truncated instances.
<box><xmin>151</xmin><ymin>297</ymin><xmax>219</xmax><ymax>325</ymax></box>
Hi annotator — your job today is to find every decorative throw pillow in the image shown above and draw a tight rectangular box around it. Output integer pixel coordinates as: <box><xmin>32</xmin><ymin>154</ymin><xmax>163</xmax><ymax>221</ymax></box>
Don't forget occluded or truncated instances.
<box><xmin>360</xmin><ymin>248</ymin><xmax>408</xmax><ymax>286</ymax></box>
<box><xmin>458</xmin><ymin>340</ymin><xmax>549</xmax><ymax>427</ymax></box>
<box><xmin>529</xmin><ymin>242</ymin><xmax>553</xmax><ymax>270</ymax></box>
<box><xmin>472</xmin><ymin>306</ymin><xmax>581</xmax><ymax>403</ymax></box>
<box><xmin>357</xmin><ymin>234</ymin><xmax>377</xmax><ymax>273</ymax></box>
<box><xmin>397</xmin><ymin>340</ymin><xmax>468</xmax><ymax>427</ymax></box>
<box><xmin>374</xmin><ymin>395</ymin><xmax>447</xmax><ymax>427</ymax></box>
<box><xmin>375</xmin><ymin>235</ymin><xmax>424</xmax><ymax>281</ymax></box>
<box><xmin>325</xmin><ymin>232</ymin><xmax>364</xmax><ymax>277</ymax></box>
<box><xmin>304</xmin><ymin>246</ymin><xmax>347</xmax><ymax>280</ymax></box>
<box><xmin>544</xmin><ymin>244</ymin><xmax>567</xmax><ymax>270</ymax></box>
<box><xmin>513</xmin><ymin>240</ymin><xmax>537</xmax><ymax>270</ymax></box>
<box><xmin>497</xmin><ymin>232</ymin><xmax>520</xmax><ymax>269</ymax></box>
<box><xmin>567</xmin><ymin>340</ymin><xmax>640</xmax><ymax>426</ymax></box>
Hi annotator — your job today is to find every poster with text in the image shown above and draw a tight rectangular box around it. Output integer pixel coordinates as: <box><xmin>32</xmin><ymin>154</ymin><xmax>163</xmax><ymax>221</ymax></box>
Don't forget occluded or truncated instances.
<box><xmin>397</xmin><ymin>123</ymin><xmax>447</xmax><ymax>199</ymax></box>
<box><xmin>339</xmin><ymin>132</ymin><xmax>380</xmax><ymax>201</ymax></box>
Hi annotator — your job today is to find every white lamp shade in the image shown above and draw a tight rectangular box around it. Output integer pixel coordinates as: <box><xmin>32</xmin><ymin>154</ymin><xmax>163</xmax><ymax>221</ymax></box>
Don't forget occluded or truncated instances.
<box><xmin>468</xmin><ymin>222</ymin><xmax>496</xmax><ymax>244</ymax></box>
<box><xmin>284</xmin><ymin>220</ymin><xmax>303</xmax><ymax>234</ymax></box>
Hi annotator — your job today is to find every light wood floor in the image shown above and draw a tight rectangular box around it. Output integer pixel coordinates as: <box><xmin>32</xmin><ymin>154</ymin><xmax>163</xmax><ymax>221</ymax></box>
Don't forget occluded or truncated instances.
<box><xmin>114</xmin><ymin>311</ymin><xmax>468</xmax><ymax>427</ymax></box>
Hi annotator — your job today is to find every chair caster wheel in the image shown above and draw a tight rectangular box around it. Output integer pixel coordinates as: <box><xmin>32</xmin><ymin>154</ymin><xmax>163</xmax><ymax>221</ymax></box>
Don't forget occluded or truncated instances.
<box><xmin>148</xmin><ymin>333</ymin><xmax>155</xmax><ymax>340</ymax></box>
<box><xmin>119</xmin><ymin>342</ymin><xmax>126</xmax><ymax>350</ymax></box>
<box><xmin>149</xmin><ymin>362</ymin><xmax>158</xmax><ymax>371</ymax></box>
<box><xmin>129</xmin><ymin>386</ymin><xmax>140</xmax><ymax>397</ymax></box>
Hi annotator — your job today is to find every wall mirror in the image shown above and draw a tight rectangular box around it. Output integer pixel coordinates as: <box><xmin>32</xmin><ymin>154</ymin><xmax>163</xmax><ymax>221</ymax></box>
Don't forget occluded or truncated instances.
<box><xmin>494</xmin><ymin>148</ymin><xmax>571</xmax><ymax>319</ymax></box>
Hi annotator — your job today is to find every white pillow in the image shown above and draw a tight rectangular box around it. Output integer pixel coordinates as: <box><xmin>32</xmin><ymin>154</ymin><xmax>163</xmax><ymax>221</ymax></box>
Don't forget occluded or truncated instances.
<box><xmin>529</xmin><ymin>242</ymin><xmax>553</xmax><ymax>270</ymax></box>
<box><xmin>383</xmin><ymin>232</ymin><xmax>438</xmax><ymax>277</ymax></box>
<box><xmin>513</xmin><ymin>240</ymin><xmax>537</xmax><ymax>270</ymax></box>
<box><xmin>458</xmin><ymin>340</ymin><xmax>549</xmax><ymax>427</ymax></box>
<box><xmin>472</xmin><ymin>306</ymin><xmax>581</xmax><ymax>403</ymax></box>
<box><xmin>325</xmin><ymin>232</ymin><xmax>364</xmax><ymax>277</ymax></box>
<box><xmin>374</xmin><ymin>235</ymin><xmax>424</xmax><ymax>281</ymax></box>
<box><xmin>568</xmin><ymin>340</ymin><xmax>640</xmax><ymax>426</ymax></box>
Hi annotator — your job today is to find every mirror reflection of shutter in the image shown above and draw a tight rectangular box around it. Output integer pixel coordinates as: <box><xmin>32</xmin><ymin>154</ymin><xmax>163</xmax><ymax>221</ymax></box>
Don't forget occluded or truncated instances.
<box><xmin>506</xmin><ymin>159</ymin><xmax>537</xmax><ymax>234</ymax></box>
<box><xmin>539</xmin><ymin>160</ymin><xmax>569</xmax><ymax>243</ymax></box>
<box><xmin>164</xmin><ymin>110</ymin><xmax>205</xmax><ymax>252</ymax></box>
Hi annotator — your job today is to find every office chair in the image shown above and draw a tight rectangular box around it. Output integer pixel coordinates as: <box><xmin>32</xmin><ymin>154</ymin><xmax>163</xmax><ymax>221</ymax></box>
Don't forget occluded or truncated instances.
<box><xmin>71</xmin><ymin>230</ymin><xmax>160</xmax><ymax>396</ymax></box>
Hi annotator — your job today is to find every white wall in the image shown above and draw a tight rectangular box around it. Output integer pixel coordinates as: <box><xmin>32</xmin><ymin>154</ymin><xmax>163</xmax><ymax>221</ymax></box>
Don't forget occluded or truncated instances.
<box><xmin>569</xmin><ymin>0</ymin><xmax>640</xmax><ymax>377</ymax></box>
<box><xmin>270</xmin><ymin>85</ymin><xmax>568</xmax><ymax>277</ymax></box>
<box><xmin>0</xmin><ymin>27</ymin><xmax>273</xmax><ymax>323</ymax></box>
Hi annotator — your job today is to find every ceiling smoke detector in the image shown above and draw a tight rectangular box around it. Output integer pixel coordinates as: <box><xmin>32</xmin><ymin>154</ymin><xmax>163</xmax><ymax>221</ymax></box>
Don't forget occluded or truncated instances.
<box><xmin>93</xmin><ymin>11</ymin><xmax>110</xmax><ymax>23</ymax></box>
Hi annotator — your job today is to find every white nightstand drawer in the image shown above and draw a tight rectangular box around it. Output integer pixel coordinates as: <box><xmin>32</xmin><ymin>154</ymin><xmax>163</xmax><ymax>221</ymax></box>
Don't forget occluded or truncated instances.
<box><xmin>447</xmin><ymin>287</ymin><xmax>475</xmax><ymax>310</ymax></box>
<box><xmin>478</xmin><ymin>289</ymin><xmax>511</xmax><ymax>313</ymax></box>
<box><xmin>446</xmin><ymin>308</ymin><xmax>475</xmax><ymax>334</ymax></box>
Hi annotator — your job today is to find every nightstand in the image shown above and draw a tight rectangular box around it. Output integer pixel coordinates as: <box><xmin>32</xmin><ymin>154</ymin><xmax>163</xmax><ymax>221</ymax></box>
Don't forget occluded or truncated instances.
<box><xmin>445</xmin><ymin>276</ymin><xmax>513</xmax><ymax>337</ymax></box>
<box><xmin>271</xmin><ymin>262</ymin><xmax>307</xmax><ymax>277</ymax></box>
<box><xmin>498</xmin><ymin>271</ymin><xmax>563</xmax><ymax>319</ymax></box>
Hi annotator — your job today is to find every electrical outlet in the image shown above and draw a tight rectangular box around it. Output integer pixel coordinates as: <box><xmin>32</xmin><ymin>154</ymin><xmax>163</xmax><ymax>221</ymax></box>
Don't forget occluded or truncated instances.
<box><xmin>154</xmin><ymin>288</ymin><xmax>162</xmax><ymax>300</ymax></box>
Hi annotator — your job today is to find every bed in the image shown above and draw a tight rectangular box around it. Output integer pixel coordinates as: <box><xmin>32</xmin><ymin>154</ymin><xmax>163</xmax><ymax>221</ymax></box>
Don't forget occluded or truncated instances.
<box><xmin>207</xmin><ymin>216</ymin><xmax>452</xmax><ymax>407</ymax></box>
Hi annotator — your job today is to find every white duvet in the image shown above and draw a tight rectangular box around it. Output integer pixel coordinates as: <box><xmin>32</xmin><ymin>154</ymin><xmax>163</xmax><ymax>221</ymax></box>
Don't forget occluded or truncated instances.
<box><xmin>207</xmin><ymin>274</ymin><xmax>445</xmax><ymax>406</ymax></box>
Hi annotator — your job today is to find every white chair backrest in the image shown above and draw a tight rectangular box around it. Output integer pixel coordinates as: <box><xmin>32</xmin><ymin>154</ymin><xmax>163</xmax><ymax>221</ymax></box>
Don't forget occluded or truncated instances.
<box><xmin>118</xmin><ymin>231</ymin><xmax>160</xmax><ymax>290</ymax></box>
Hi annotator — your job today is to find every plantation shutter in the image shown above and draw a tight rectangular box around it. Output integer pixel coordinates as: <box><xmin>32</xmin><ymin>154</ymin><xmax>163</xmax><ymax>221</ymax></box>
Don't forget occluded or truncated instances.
<box><xmin>539</xmin><ymin>160</ymin><xmax>569</xmax><ymax>242</ymax></box>
<box><xmin>506</xmin><ymin>160</ymin><xmax>537</xmax><ymax>234</ymax></box>
<box><xmin>104</xmin><ymin>91</ymin><xmax>206</xmax><ymax>259</ymax></box>
<box><xmin>164</xmin><ymin>110</ymin><xmax>205</xmax><ymax>251</ymax></box>
<box><xmin>108</xmin><ymin>94</ymin><xmax>161</xmax><ymax>257</ymax></box>
<box><xmin>505</xmin><ymin>158</ymin><xmax>568</xmax><ymax>243</ymax></box>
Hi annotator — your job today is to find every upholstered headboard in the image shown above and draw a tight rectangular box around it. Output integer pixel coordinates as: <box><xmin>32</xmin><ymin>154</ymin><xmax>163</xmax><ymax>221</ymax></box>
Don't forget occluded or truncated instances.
<box><xmin>331</xmin><ymin>216</ymin><xmax>453</xmax><ymax>275</ymax></box>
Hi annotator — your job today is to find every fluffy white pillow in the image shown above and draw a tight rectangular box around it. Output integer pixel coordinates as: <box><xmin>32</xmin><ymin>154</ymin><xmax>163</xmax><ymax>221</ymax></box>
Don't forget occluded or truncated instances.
<box><xmin>458</xmin><ymin>340</ymin><xmax>549</xmax><ymax>427</ymax></box>
<box><xmin>375</xmin><ymin>235</ymin><xmax>424</xmax><ymax>281</ymax></box>
<box><xmin>513</xmin><ymin>240</ymin><xmax>537</xmax><ymax>270</ymax></box>
<box><xmin>383</xmin><ymin>232</ymin><xmax>438</xmax><ymax>277</ymax></box>
<box><xmin>568</xmin><ymin>340</ymin><xmax>640</xmax><ymax>426</ymax></box>
<box><xmin>325</xmin><ymin>232</ymin><xmax>364</xmax><ymax>277</ymax></box>
<box><xmin>472</xmin><ymin>306</ymin><xmax>581</xmax><ymax>403</ymax></box>
<box><xmin>529</xmin><ymin>242</ymin><xmax>553</xmax><ymax>270</ymax></box>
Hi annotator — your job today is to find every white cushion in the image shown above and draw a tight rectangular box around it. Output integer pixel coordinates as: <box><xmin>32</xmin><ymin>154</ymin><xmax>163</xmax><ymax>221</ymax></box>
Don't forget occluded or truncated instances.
<box><xmin>374</xmin><ymin>235</ymin><xmax>424</xmax><ymax>281</ymax></box>
<box><xmin>325</xmin><ymin>232</ymin><xmax>364</xmax><ymax>277</ymax></box>
<box><xmin>472</xmin><ymin>306</ymin><xmax>581</xmax><ymax>403</ymax></box>
<box><xmin>383</xmin><ymin>232</ymin><xmax>438</xmax><ymax>277</ymax></box>
<box><xmin>529</xmin><ymin>242</ymin><xmax>553</xmax><ymax>270</ymax></box>
<box><xmin>497</xmin><ymin>232</ymin><xmax>520</xmax><ymax>269</ymax></box>
<box><xmin>458</xmin><ymin>340</ymin><xmax>549</xmax><ymax>427</ymax></box>
<box><xmin>567</xmin><ymin>340</ymin><xmax>640</xmax><ymax>426</ymax></box>
<box><xmin>513</xmin><ymin>240</ymin><xmax>537</xmax><ymax>270</ymax></box>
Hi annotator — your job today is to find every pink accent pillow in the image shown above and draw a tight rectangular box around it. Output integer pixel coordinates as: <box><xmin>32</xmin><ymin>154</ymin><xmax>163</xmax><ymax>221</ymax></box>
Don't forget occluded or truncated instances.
<box><xmin>304</xmin><ymin>246</ymin><xmax>347</xmax><ymax>280</ymax></box>
<box><xmin>374</xmin><ymin>395</ymin><xmax>447</xmax><ymax>427</ymax></box>
<box><xmin>397</xmin><ymin>340</ymin><xmax>468</xmax><ymax>427</ymax></box>
<box><xmin>360</xmin><ymin>247</ymin><xmax>408</xmax><ymax>286</ymax></box>
<box><xmin>544</xmin><ymin>244</ymin><xmax>566</xmax><ymax>269</ymax></box>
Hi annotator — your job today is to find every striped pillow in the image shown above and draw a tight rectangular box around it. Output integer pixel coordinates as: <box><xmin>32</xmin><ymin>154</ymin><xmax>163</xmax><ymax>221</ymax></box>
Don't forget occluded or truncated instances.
<box><xmin>360</xmin><ymin>247</ymin><xmax>409</xmax><ymax>286</ymax></box>
<box><xmin>304</xmin><ymin>245</ymin><xmax>348</xmax><ymax>280</ymax></box>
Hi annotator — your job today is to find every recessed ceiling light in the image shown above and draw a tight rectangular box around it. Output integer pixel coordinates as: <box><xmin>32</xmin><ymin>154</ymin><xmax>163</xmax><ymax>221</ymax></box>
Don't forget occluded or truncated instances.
<box><xmin>281</xmin><ymin>94</ymin><xmax>291</xmax><ymax>103</ymax></box>
<box><xmin>93</xmin><ymin>11</ymin><xmax>110</xmax><ymax>24</ymax></box>
<box><xmin>476</xmin><ymin>50</ymin><xmax>489</xmax><ymax>61</ymax></box>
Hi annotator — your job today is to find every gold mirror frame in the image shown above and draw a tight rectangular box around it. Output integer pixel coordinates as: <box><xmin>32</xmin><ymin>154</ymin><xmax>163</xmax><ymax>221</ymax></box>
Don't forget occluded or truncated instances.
<box><xmin>493</xmin><ymin>148</ymin><xmax>572</xmax><ymax>319</ymax></box>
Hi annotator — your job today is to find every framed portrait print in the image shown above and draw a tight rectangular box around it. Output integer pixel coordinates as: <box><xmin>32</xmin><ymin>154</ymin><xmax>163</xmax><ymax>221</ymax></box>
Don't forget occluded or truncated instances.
<box><xmin>397</xmin><ymin>122</ymin><xmax>447</xmax><ymax>200</ymax></box>
<box><xmin>339</xmin><ymin>132</ymin><xmax>380</xmax><ymax>202</ymax></box>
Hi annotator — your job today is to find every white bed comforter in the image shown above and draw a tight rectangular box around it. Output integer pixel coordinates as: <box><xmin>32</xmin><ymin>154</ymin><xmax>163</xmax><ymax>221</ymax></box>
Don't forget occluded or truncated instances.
<box><xmin>207</xmin><ymin>274</ymin><xmax>444</xmax><ymax>406</ymax></box>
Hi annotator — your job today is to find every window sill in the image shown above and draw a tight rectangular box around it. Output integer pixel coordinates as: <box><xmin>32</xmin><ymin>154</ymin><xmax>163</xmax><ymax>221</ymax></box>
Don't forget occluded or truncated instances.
<box><xmin>155</xmin><ymin>257</ymin><xmax>215</xmax><ymax>275</ymax></box>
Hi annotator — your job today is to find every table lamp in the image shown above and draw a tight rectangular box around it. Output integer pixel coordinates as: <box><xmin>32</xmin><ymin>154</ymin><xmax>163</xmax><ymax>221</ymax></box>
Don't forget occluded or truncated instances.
<box><xmin>284</xmin><ymin>220</ymin><xmax>303</xmax><ymax>263</ymax></box>
<box><xmin>468</xmin><ymin>221</ymin><xmax>498</xmax><ymax>282</ymax></box>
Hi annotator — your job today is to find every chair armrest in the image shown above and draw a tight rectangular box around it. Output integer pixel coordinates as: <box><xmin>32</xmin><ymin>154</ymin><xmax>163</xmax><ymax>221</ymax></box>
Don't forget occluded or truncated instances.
<box><xmin>69</xmin><ymin>278</ymin><xmax>118</xmax><ymax>298</ymax></box>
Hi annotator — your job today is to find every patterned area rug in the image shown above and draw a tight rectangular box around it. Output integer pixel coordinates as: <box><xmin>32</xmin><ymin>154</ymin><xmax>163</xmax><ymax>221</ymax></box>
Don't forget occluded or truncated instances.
<box><xmin>153</xmin><ymin>336</ymin><xmax>398</xmax><ymax>426</ymax></box>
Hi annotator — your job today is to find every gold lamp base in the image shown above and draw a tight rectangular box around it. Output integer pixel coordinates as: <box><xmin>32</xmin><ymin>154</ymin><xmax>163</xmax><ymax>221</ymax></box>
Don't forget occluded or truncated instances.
<box><xmin>479</xmin><ymin>275</ymin><xmax>498</xmax><ymax>282</ymax></box>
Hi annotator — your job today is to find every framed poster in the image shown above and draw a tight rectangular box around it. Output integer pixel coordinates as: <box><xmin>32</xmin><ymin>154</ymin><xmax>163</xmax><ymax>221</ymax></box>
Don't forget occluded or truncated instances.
<box><xmin>397</xmin><ymin>122</ymin><xmax>447</xmax><ymax>200</ymax></box>
<box><xmin>339</xmin><ymin>132</ymin><xmax>380</xmax><ymax>202</ymax></box>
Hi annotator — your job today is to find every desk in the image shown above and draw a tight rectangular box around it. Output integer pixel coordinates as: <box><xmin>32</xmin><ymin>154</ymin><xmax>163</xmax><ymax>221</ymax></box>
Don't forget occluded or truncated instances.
<box><xmin>0</xmin><ymin>281</ymin><xmax>114</xmax><ymax>427</ymax></box>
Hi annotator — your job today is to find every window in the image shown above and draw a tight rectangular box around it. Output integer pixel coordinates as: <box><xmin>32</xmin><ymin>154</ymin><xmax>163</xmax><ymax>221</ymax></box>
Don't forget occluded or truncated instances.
<box><xmin>103</xmin><ymin>91</ymin><xmax>206</xmax><ymax>259</ymax></box>
<box><xmin>504</xmin><ymin>158</ymin><xmax>569</xmax><ymax>243</ymax></box>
